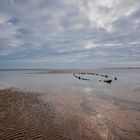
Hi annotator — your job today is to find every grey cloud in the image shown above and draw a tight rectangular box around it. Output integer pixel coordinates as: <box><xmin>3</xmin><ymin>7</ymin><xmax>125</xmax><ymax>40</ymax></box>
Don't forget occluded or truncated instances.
<box><xmin>0</xmin><ymin>0</ymin><xmax>140</xmax><ymax>68</ymax></box>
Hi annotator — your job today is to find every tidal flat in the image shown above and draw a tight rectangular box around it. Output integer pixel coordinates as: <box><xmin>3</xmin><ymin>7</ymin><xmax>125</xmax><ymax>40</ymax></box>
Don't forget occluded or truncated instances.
<box><xmin>0</xmin><ymin>69</ymin><xmax>140</xmax><ymax>140</ymax></box>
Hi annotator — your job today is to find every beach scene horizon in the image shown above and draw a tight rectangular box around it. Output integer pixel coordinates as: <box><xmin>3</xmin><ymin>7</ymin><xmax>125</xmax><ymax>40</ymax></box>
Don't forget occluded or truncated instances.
<box><xmin>0</xmin><ymin>0</ymin><xmax>140</xmax><ymax>139</ymax></box>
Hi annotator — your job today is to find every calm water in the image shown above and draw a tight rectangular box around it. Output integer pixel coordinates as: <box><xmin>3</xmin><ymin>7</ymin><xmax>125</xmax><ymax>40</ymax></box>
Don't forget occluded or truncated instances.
<box><xmin>0</xmin><ymin>69</ymin><xmax>140</xmax><ymax>101</ymax></box>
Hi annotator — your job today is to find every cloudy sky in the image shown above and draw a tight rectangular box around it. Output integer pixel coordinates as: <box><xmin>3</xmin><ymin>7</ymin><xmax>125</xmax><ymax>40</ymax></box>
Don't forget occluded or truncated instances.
<box><xmin>0</xmin><ymin>0</ymin><xmax>140</xmax><ymax>68</ymax></box>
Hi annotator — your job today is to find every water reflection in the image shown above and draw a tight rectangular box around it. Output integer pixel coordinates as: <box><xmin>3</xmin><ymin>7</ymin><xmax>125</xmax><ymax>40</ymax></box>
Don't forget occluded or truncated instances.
<box><xmin>0</xmin><ymin>69</ymin><xmax>140</xmax><ymax>139</ymax></box>
<box><xmin>0</xmin><ymin>69</ymin><xmax>140</xmax><ymax>100</ymax></box>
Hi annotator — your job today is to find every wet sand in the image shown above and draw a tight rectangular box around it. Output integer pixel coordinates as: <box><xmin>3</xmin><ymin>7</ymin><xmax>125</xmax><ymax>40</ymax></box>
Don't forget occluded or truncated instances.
<box><xmin>0</xmin><ymin>88</ymin><xmax>71</xmax><ymax>140</ymax></box>
<box><xmin>0</xmin><ymin>87</ymin><xmax>140</xmax><ymax>140</ymax></box>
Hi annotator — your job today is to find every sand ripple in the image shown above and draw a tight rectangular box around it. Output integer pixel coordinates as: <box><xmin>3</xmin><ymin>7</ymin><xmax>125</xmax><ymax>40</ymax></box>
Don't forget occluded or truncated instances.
<box><xmin>0</xmin><ymin>88</ymin><xmax>71</xmax><ymax>140</ymax></box>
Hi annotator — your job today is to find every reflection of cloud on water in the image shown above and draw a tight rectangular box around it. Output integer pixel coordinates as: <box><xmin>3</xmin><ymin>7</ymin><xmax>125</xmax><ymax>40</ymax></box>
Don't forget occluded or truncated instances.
<box><xmin>0</xmin><ymin>81</ymin><xmax>10</xmax><ymax>89</ymax></box>
<box><xmin>85</xmin><ymin>87</ymin><xmax>95</xmax><ymax>94</ymax></box>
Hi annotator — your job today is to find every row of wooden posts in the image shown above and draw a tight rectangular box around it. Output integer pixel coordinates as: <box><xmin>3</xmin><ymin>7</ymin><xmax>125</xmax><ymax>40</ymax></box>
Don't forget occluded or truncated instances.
<box><xmin>73</xmin><ymin>72</ymin><xmax>117</xmax><ymax>84</ymax></box>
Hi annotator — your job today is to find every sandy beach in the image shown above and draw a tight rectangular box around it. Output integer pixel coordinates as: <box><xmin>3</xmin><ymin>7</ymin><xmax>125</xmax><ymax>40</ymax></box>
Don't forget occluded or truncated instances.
<box><xmin>0</xmin><ymin>69</ymin><xmax>140</xmax><ymax>140</ymax></box>
<box><xmin>0</xmin><ymin>88</ymin><xmax>71</xmax><ymax>140</ymax></box>
<box><xmin>0</xmin><ymin>87</ymin><xmax>140</xmax><ymax>140</ymax></box>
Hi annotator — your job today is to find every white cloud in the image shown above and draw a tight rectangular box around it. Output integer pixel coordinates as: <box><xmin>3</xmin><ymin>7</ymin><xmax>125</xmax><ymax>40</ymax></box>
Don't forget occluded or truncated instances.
<box><xmin>80</xmin><ymin>0</ymin><xmax>140</xmax><ymax>32</ymax></box>
<box><xmin>0</xmin><ymin>0</ymin><xmax>140</xmax><ymax>67</ymax></box>
<box><xmin>0</xmin><ymin>20</ymin><xmax>23</xmax><ymax>56</ymax></box>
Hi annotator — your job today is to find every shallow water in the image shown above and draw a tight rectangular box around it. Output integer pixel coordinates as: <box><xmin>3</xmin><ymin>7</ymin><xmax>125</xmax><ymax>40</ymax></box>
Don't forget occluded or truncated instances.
<box><xmin>0</xmin><ymin>69</ymin><xmax>140</xmax><ymax>139</ymax></box>
<box><xmin>0</xmin><ymin>69</ymin><xmax>140</xmax><ymax>98</ymax></box>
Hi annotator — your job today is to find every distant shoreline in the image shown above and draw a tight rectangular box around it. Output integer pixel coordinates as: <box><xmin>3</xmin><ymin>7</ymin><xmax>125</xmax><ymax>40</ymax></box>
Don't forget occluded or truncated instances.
<box><xmin>0</xmin><ymin>67</ymin><xmax>140</xmax><ymax>71</ymax></box>
<box><xmin>101</xmin><ymin>67</ymin><xmax>140</xmax><ymax>69</ymax></box>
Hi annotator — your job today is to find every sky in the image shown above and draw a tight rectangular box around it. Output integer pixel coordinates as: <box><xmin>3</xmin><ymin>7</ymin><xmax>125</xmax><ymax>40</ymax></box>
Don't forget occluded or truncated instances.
<box><xmin>0</xmin><ymin>0</ymin><xmax>140</xmax><ymax>69</ymax></box>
